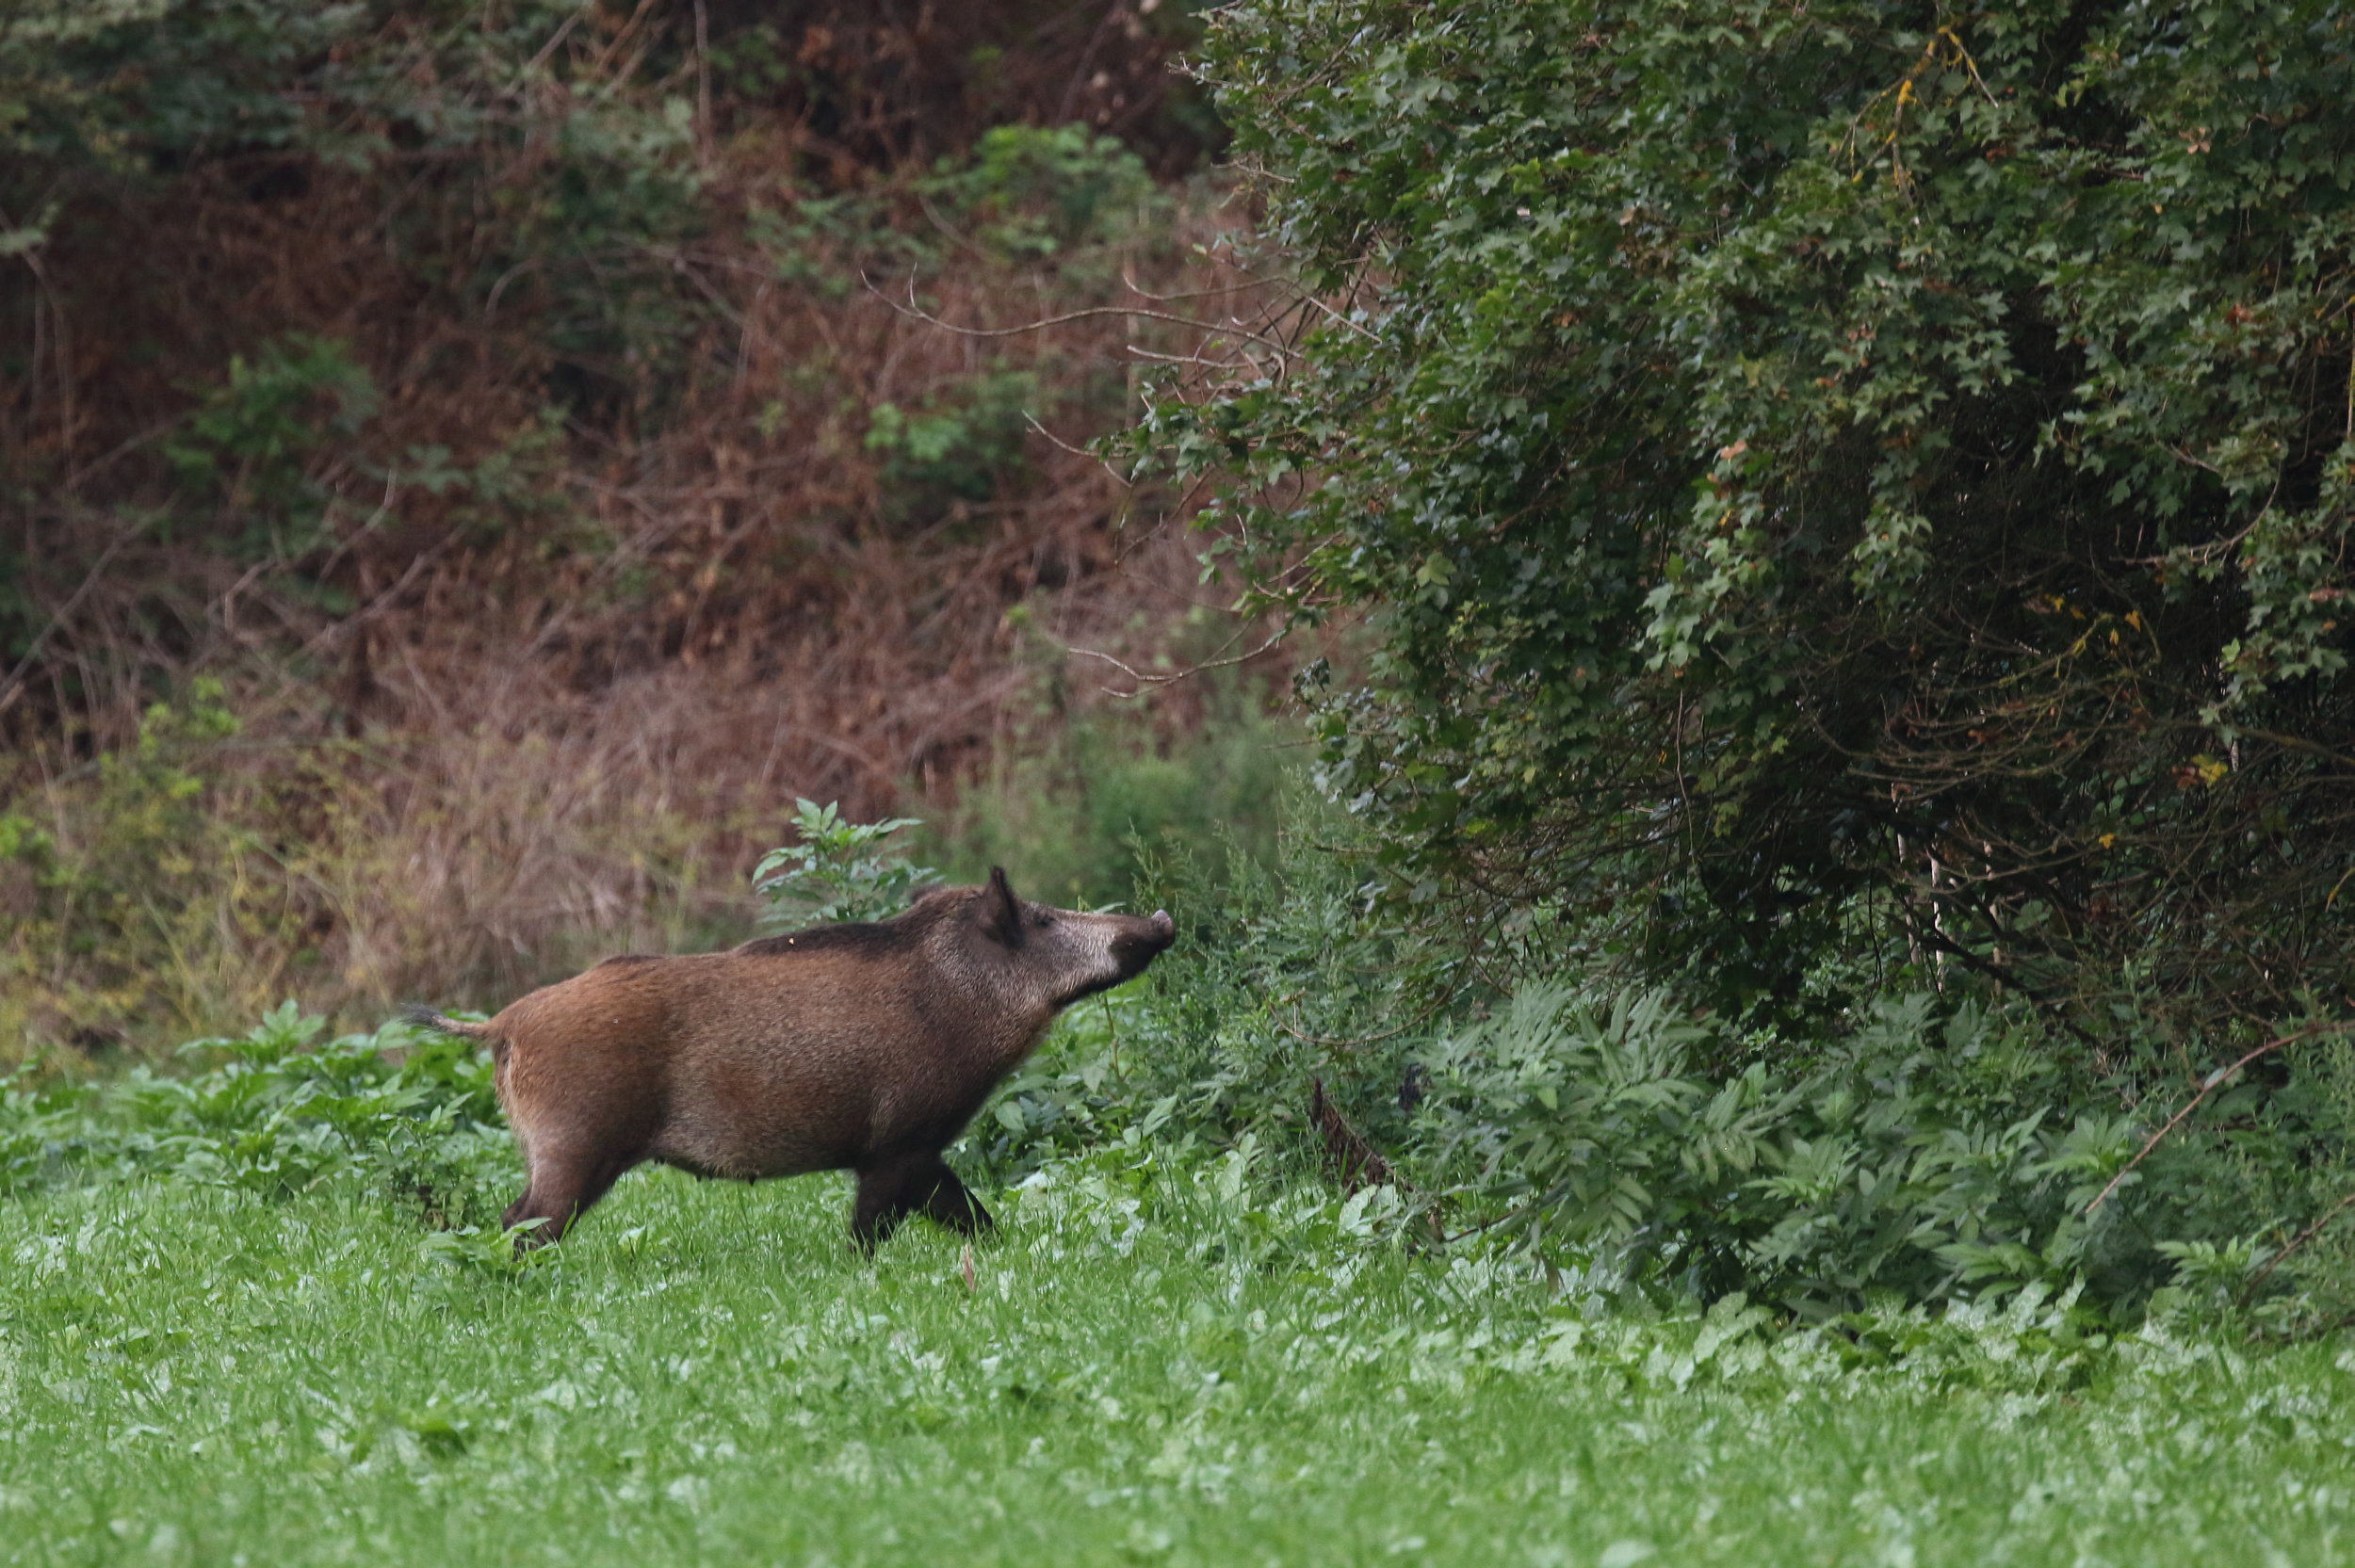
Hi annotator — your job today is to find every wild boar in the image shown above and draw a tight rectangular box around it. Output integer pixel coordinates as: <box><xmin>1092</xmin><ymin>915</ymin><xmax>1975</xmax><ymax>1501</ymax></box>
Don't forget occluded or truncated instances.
<box><xmin>406</xmin><ymin>868</ymin><xmax>1174</xmax><ymax>1251</ymax></box>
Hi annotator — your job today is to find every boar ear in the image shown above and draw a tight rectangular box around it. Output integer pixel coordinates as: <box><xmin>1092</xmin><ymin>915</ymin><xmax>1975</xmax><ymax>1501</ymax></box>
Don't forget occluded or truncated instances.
<box><xmin>981</xmin><ymin>865</ymin><xmax>1024</xmax><ymax>947</ymax></box>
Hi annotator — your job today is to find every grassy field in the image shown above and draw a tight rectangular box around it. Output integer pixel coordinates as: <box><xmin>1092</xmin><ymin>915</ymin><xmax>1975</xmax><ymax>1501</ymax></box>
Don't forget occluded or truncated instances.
<box><xmin>3</xmin><ymin>1140</ymin><xmax>2351</xmax><ymax>1567</ymax></box>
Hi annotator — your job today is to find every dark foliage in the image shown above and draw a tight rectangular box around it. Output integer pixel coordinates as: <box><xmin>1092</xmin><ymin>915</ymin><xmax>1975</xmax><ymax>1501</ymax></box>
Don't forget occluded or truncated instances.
<box><xmin>1141</xmin><ymin>0</ymin><xmax>2355</xmax><ymax>1039</ymax></box>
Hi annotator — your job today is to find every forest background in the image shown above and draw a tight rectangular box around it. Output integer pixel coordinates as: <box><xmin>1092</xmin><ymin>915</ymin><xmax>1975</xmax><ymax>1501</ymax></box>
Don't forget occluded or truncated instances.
<box><xmin>6</xmin><ymin>0</ymin><xmax>2355</xmax><ymax>1332</ymax></box>
<box><xmin>2</xmin><ymin>0</ymin><xmax>1285</xmax><ymax>1045</ymax></box>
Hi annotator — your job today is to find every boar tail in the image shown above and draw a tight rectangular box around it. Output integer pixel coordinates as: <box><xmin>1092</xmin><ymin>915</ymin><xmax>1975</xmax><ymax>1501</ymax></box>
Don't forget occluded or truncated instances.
<box><xmin>401</xmin><ymin>1004</ymin><xmax>494</xmax><ymax>1043</ymax></box>
<box><xmin>401</xmin><ymin>1005</ymin><xmax>511</xmax><ymax>1079</ymax></box>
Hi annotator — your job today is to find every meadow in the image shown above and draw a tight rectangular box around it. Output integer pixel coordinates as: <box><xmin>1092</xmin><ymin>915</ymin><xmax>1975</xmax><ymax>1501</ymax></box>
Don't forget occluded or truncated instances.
<box><xmin>4</xmin><ymin>1123</ymin><xmax>2351</xmax><ymax>1566</ymax></box>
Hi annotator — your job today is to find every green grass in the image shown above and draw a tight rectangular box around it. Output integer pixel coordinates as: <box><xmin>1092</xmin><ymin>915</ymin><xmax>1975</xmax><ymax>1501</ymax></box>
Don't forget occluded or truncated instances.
<box><xmin>3</xmin><ymin>1145</ymin><xmax>2352</xmax><ymax>1566</ymax></box>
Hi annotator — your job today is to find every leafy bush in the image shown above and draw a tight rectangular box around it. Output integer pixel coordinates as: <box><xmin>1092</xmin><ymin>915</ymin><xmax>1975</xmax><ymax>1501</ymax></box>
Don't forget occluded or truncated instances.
<box><xmin>932</xmin><ymin>123</ymin><xmax>1161</xmax><ymax>261</ymax></box>
<box><xmin>1407</xmin><ymin>987</ymin><xmax>2146</xmax><ymax>1319</ymax></box>
<box><xmin>161</xmin><ymin>333</ymin><xmax>382</xmax><ymax>559</ymax></box>
<box><xmin>866</xmin><ymin>366</ymin><xmax>1043</xmax><ymax>522</ymax></box>
<box><xmin>949</xmin><ymin>789</ymin><xmax>2355</xmax><ymax>1326</ymax></box>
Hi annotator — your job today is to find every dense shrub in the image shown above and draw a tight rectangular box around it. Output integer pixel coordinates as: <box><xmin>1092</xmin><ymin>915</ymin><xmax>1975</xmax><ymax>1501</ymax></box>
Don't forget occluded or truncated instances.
<box><xmin>1139</xmin><ymin>0</ymin><xmax>2355</xmax><ymax>1042</ymax></box>
<box><xmin>945</xmin><ymin>801</ymin><xmax>2355</xmax><ymax>1326</ymax></box>
<box><xmin>1409</xmin><ymin>985</ymin><xmax>2230</xmax><ymax>1321</ymax></box>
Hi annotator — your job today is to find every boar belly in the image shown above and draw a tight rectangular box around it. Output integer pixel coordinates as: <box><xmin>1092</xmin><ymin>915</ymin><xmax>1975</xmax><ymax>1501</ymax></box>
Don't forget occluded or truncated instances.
<box><xmin>654</xmin><ymin>1027</ymin><xmax>879</xmax><ymax>1179</ymax></box>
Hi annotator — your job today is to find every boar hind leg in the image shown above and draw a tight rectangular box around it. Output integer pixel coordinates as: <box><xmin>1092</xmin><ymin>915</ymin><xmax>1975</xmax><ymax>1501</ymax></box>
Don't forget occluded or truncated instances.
<box><xmin>502</xmin><ymin>1146</ymin><xmax>634</xmax><ymax>1249</ymax></box>
<box><xmin>852</xmin><ymin>1151</ymin><xmax>992</xmax><ymax>1253</ymax></box>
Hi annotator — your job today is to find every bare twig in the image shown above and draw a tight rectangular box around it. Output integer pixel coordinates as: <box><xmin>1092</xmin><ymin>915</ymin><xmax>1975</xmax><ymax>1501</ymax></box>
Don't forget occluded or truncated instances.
<box><xmin>2085</xmin><ymin>1020</ymin><xmax>2352</xmax><ymax>1214</ymax></box>
<box><xmin>1021</xmin><ymin>412</ymin><xmax>1129</xmax><ymax>487</ymax></box>
<box><xmin>1115</xmin><ymin>266</ymin><xmax>1290</xmax><ymax>306</ymax></box>
<box><xmin>2238</xmin><ymin>1188</ymin><xmax>2355</xmax><ymax>1306</ymax></box>
<box><xmin>1055</xmin><ymin>0</ymin><xmax>1123</xmax><ymax>124</ymax></box>
<box><xmin>863</xmin><ymin>269</ymin><xmax>1299</xmax><ymax>361</ymax></box>
<box><xmin>1439</xmin><ymin>1180</ymin><xmax>1572</xmax><ymax>1246</ymax></box>
<box><xmin>589</xmin><ymin>0</ymin><xmax>659</xmax><ymax>75</ymax></box>
<box><xmin>691</xmin><ymin>0</ymin><xmax>713</xmax><ymax>165</ymax></box>
<box><xmin>1298</xmin><ymin>291</ymin><xmax>1385</xmax><ymax>345</ymax></box>
<box><xmin>1276</xmin><ymin>1012</ymin><xmax>1435</xmax><ymax>1051</ymax></box>
<box><xmin>513</xmin><ymin>0</ymin><xmax>593</xmax><ymax>83</ymax></box>
<box><xmin>0</xmin><ymin>525</ymin><xmax>139</xmax><ymax>721</ymax></box>
<box><xmin>1067</xmin><ymin>625</ymin><xmax>1289</xmax><ymax>696</ymax></box>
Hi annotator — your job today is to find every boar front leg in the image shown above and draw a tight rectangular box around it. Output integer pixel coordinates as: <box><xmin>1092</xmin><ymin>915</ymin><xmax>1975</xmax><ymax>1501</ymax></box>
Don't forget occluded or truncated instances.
<box><xmin>851</xmin><ymin>1150</ymin><xmax>994</xmax><ymax>1252</ymax></box>
<box><xmin>501</xmin><ymin>1142</ymin><xmax>636</xmax><ymax>1251</ymax></box>
<box><xmin>917</xmin><ymin>1157</ymin><xmax>994</xmax><ymax>1235</ymax></box>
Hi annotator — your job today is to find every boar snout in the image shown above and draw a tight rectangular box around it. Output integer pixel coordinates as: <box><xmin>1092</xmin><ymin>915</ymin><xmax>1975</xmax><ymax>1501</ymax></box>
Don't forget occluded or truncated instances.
<box><xmin>1112</xmin><ymin>909</ymin><xmax>1177</xmax><ymax>973</ymax></box>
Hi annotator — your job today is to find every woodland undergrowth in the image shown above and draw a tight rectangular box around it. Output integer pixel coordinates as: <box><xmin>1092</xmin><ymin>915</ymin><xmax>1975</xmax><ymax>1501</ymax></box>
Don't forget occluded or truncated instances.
<box><xmin>1</xmin><ymin>1</ymin><xmax>1310</xmax><ymax>1053</ymax></box>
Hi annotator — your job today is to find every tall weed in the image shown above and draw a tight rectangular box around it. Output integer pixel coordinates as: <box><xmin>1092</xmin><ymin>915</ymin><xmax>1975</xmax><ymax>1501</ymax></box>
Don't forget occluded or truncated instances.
<box><xmin>754</xmin><ymin>799</ymin><xmax>934</xmax><ymax>928</ymax></box>
<box><xmin>0</xmin><ymin>682</ymin><xmax>287</xmax><ymax>1050</ymax></box>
